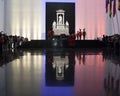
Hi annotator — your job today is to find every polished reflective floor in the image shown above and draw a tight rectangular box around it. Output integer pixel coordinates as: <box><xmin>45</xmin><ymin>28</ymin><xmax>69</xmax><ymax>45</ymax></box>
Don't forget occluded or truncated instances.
<box><xmin>0</xmin><ymin>48</ymin><xmax>120</xmax><ymax>96</ymax></box>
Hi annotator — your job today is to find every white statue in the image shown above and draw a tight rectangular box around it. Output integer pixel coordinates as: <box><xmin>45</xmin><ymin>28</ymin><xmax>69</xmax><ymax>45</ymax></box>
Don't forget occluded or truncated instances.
<box><xmin>65</xmin><ymin>21</ymin><xmax>69</xmax><ymax>28</ymax></box>
<box><xmin>58</xmin><ymin>15</ymin><xmax>62</xmax><ymax>24</ymax></box>
<box><xmin>52</xmin><ymin>21</ymin><xmax>56</xmax><ymax>29</ymax></box>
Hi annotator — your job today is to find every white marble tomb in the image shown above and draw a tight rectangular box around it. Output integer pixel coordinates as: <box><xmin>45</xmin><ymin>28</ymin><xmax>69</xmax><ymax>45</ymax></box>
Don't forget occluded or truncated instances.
<box><xmin>52</xmin><ymin>9</ymin><xmax>69</xmax><ymax>36</ymax></box>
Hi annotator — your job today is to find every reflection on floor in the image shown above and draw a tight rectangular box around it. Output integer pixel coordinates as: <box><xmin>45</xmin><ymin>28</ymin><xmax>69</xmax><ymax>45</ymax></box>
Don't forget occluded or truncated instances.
<box><xmin>0</xmin><ymin>48</ymin><xmax>120</xmax><ymax>96</ymax></box>
<box><xmin>46</xmin><ymin>49</ymin><xmax>75</xmax><ymax>86</ymax></box>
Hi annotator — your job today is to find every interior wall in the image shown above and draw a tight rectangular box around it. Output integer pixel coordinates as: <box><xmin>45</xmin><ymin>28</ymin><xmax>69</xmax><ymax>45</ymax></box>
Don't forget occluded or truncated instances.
<box><xmin>76</xmin><ymin>0</ymin><xmax>106</xmax><ymax>39</ymax></box>
<box><xmin>5</xmin><ymin>0</ymin><xmax>118</xmax><ymax>40</ymax></box>
<box><xmin>4</xmin><ymin>0</ymin><xmax>44</xmax><ymax>40</ymax></box>
<box><xmin>4</xmin><ymin>0</ymin><xmax>75</xmax><ymax>40</ymax></box>
<box><xmin>0</xmin><ymin>0</ymin><xmax>4</xmax><ymax>32</ymax></box>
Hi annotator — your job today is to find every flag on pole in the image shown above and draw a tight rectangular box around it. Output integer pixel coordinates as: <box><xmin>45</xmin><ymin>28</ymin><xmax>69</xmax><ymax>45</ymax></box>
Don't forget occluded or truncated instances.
<box><xmin>113</xmin><ymin>0</ymin><xmax>116</xmax><ymax>17</ymax></box>
<box><xmin>118</xmin><ymin>0</ymin><xmax>120</xmax><ymax>10</ymax></box>
<box><xmin>109</xmin><ymin>0</ymin><xmax>113</xmax><ymax>17</ymax></box>
<box><xmin>106</xmin><ymin>0</ymin><xmax>109</xmax><ymax>13</ymax></box>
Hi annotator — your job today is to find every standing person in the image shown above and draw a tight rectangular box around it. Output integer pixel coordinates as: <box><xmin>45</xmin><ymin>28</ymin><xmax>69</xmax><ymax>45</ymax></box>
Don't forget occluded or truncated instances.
<box><xmin>79</xmin><ymin>29</ymin><xmax>82</xmax><ymax>40</ymax></box>
<box><xmin>47</xmin><ymin>28</ymin><xmax>54</xmax><ymax>39</ymax></box>
<box><xmin>76</xmin><ymin>31</ymin><xmax>79</xmax><ymax>40</ymax></box>
<box><xmin>83</xmin><ymin>28</ymin><xmax>86</xmax><ymax>40</ymax></box>
<box><xmin>0</xmin><ymin>33</ymin><xmax>3</xmax><ymax>55</ymax></box>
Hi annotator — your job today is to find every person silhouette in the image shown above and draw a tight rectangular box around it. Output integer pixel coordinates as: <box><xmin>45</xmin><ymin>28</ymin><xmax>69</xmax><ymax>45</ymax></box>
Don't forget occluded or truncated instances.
<box><xmin>83</xmin><ymin>28</ymin><xmax>86</xmax><ymax>40</ymax></box>
<box><xmin>79</xmin><ymin>29</ymin><xmax>82</xmax><ymax>40</ymax></box>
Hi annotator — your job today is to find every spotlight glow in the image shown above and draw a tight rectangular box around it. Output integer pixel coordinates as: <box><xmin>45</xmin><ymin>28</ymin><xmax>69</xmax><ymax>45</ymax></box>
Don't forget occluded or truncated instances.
<box><xmin>5</xmin><ymin>0</ymin><xmax>43</xmax><ymax>40</ymax></box>
<box><xmin>4</xmin><ymin>0</ymin><xmax>120</xmax><ymax>40</ymax></box>
<box><xmin>76</xmin><ymin>0</ymin><xmax>106</xmax><ymax>39</ymax></box>
<box><xmin>0</xmin><ymin>0</ymin><xmax>4</xmax><ymax>31</ymax></box>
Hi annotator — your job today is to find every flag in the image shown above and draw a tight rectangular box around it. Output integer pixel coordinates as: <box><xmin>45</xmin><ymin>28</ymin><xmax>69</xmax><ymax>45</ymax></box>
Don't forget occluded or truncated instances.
<box><xmin>106</xmin><ymin>0</ymin><xmax>109</xmax><ymax>13</ymax></box>
<box><xmin>113</xmin><ymin>0</ymin><xmax>116</xmax><ymax>17</ymax></box>
<box><xmin>109</xmin><ymin>0</ymin><xmax>113</xmax><ymax>17</ymax></box>
<box><xmin>118</xmin><ymin>0</ymin><xmax>120</xmax><ymax>10</ymax></box>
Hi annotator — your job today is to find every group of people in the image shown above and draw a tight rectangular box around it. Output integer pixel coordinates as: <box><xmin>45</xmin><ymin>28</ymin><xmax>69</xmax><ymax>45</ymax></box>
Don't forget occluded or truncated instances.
<box><xmin>47</xmin><ymin>28</ymin><xmax>86</xmax><ymax>40</ymax></box>
<box><xmin>102</xmin><ymin>34</ymin><xmax>120</xmax><ymax>49</ymax></box>
<box><xmin>0</xmin><ymin>32</ymin><xmax>28</xmax><ymax>55</ymax></box>
<box><xmin>76</xmin><ymin>28</ymin><xmax>86</xmax><ymax>40</ymax></box>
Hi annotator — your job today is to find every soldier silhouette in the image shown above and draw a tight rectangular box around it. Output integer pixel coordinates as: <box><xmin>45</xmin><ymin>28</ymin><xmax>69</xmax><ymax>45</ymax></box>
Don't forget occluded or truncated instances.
<box><xmin>83</xmin><ymin>28</ymin><xmax>86</xmax><ymax>40</ymax></box>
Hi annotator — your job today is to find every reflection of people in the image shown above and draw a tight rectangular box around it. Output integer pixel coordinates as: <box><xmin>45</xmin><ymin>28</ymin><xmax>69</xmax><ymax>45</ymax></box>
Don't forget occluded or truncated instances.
<box><xmin>59</xmin><ymin>15</ymin><xmax>62</xmax><ymax>24</ymax></box>
<box><xmin>82</xmin><ymin>54</ymin><xmax>86</xmax><ymax>65</ymax></box>
<box><xmin>76</xmin><ymin>52</ymin><xmax>86</xmax><ymax>65</ymax></box>
<box><xmin>104</xmin><ymin>61</ymin><xmax>120</xmax><ymax>95</ymax></box>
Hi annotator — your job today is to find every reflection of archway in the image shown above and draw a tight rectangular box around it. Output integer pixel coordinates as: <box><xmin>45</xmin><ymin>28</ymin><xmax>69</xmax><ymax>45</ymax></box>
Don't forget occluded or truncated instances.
<box><xmin>52</xmin><ymin>55</ymin><xmax>69</xmax><ymax>80</ymax></box>
<box><xmin>46</xmin><ymin>50</ymin><xmax>75</xmax><ymax>86</ymax></box>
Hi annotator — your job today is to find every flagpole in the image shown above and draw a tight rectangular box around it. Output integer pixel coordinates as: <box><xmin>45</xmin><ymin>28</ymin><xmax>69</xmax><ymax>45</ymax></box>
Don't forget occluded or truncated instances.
<box><xmin>116</xmin><ymin>11</ymin><xmax>120</xmax><ymax>34</ymax></box>
<box><xmin>109</xmin><ymin>13</ymin><xmax>113</xmax><ymax>35</ymax></box>
<box><xmin>112</xmin><ymin>16</ymin><xmax>116</xmax><ymax>34</ymax></box>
